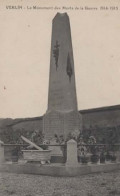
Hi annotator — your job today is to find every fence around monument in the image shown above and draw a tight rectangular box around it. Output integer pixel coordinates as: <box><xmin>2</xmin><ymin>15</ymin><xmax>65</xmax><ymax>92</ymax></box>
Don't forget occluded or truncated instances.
<box><xmin>2</xmin><ymin>143</ymin><xmax>120</xmax><ymax>164</ymax></box>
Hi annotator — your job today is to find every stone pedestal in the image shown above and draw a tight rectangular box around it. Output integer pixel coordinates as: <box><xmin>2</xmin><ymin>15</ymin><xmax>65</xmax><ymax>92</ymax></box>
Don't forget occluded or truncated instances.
<box><xmin>48</xmin><ymin>137</ymin><xmax>65</xmax><ymax>163</ymax></box>
<box><xmin>44</xmin><ymin>110</ymin><xmax>82</xmax><ymax>138</ymax></box>
<box><xmin>0</xmin><ymin>141</ymin><xmax>4</xmax><ymax>164</ymax></box>
<box><xmin>48</xmin><ymin>138</ymin><xmax>63</xmax><ymax>156</ymax></box>
<box><xmin>66</xmin><ymin>139</ymin><xmax>79</xmax><ymax>166</ymax></box>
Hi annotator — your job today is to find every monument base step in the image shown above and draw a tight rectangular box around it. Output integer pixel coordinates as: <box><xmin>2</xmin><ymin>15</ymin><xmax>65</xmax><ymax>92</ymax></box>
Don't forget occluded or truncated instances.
<box><xmin>0</xmin><ymin>162</ymin><xmax>120</xmax><ymax>177</ymax></box>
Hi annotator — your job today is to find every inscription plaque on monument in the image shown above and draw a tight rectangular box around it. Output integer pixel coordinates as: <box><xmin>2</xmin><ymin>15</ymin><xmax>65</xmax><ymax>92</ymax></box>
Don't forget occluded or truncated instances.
<box><xmin>43</xmin><ymin>13</ymin><xmax>82</xmax><ymax>138</ymax></box>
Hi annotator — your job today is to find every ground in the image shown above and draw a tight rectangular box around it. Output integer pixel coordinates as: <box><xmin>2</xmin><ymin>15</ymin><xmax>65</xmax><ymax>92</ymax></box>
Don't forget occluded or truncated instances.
<box><xmin>0</xmin><ymin>171</ymin><xmax>120</xmax><ymax>196</ymax></box>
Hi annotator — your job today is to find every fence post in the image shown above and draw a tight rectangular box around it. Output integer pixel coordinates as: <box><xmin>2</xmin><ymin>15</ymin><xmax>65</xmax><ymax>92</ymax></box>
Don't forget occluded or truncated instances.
<box><xmin>66</xmin><ymin>139</ymin><xmax>79</xmax><ymax>166</ymax></box>
<box><xmin>0</xmin><ymin>141</ymin><xmax>5</xmax><ymax>164</ymax></box>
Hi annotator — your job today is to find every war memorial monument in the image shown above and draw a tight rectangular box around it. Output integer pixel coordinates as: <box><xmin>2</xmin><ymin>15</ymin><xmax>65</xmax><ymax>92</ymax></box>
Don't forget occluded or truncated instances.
<box><xmin>0</xmin><ymin>12</ymin><xmax>120</xmax><ymax>177</ymax></box>
<box><xmin>43</xmin><ymin>13</ymin><xmax>82</xmax><ymax>139</ymax></box>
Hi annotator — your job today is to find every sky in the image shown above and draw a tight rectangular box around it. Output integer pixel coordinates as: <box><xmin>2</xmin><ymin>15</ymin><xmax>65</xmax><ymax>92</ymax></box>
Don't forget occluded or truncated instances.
<box><xmin>0</xmin><ymin>0</ymin><xmax>120</xmax><ymax>118</ymax></box>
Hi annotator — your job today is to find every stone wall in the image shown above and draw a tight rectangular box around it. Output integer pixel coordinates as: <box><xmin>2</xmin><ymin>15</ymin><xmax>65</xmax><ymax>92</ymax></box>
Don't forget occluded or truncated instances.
<box><xmin>81</xmin><ymin>105</ymin><xmax>120</xmax><ymax>129</ymax></box>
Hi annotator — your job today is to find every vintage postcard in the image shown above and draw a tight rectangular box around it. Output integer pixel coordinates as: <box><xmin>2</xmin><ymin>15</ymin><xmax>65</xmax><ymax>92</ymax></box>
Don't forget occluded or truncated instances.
<box><xmin>0</xmin><ymin>0</ymin><xmax>120</xmax><ymax>196</ymax></box>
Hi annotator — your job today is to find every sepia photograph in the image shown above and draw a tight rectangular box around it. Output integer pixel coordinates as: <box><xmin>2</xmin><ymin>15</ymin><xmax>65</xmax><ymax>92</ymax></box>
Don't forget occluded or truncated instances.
<box><xmin>0</xmin><ymin>0</ymin><xmax>120</xmax><ymax>195</ymax></box>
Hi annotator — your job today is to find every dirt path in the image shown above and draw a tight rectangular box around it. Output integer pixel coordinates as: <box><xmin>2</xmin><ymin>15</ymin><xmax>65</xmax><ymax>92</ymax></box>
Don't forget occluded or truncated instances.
<box><xmin>0</xmin><ymin>171</ymin><xmax>120</xmax><ymax>196</ymax></box>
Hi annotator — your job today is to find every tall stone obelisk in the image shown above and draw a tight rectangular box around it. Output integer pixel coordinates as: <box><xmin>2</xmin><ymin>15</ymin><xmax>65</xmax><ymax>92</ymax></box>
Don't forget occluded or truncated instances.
<box><xmin>43</xmin><ymin>13</ymin><xmax>82</xmax><ymax>138</ymax></box>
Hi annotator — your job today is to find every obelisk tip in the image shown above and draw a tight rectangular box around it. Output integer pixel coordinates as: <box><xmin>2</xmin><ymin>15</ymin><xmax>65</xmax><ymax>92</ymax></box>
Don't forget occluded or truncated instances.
<box><xmin>53</xmin><ymin>12</ymin><xmax>68</xmax><ymax>21</ymax></box>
